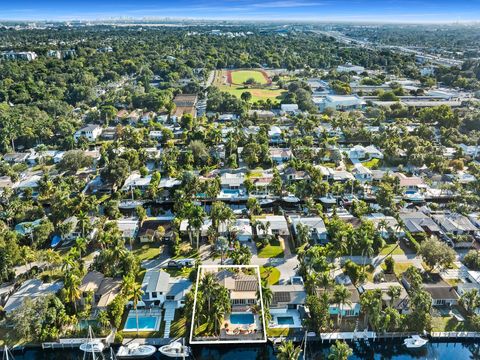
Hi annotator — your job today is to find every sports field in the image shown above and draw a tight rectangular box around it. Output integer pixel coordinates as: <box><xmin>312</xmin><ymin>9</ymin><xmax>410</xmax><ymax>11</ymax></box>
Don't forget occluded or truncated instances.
<box><xmin>214</xmin><ymin>69</ymin><xmax>285</xmax><ymax>103</ymax></box>
<box><xmin>229</xmin><ymin>69</ymin><xmax>270</xmax><ymax>85</ymax></box>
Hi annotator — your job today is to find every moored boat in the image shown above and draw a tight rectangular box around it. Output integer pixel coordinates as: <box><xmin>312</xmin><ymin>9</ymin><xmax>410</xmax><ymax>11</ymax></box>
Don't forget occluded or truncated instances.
<box><xmin>404</xmin><ymin>335</ymin><xmax>428</xmax><ymax>348</ymax></box>
<box><xmin>116</xmin><ymin>344</ymin><xmax>156</xmax><ymax>359</ymax></box>
<box><xmin>158</xmin><ymin>340</ymin><xmax>190</xmax><ymax>358</ymax></box>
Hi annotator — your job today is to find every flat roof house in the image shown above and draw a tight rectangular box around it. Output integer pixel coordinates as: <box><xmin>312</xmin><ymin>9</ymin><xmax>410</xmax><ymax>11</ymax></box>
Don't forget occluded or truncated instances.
<box><xmin>255</xmin><ymin>215</ymin><xmax>290</xmax><ymax>238</ymax></box>
<box><xmin>290</xmin><ymin>216</ymin><xmax>328</xmax><ymax>245</ymax></box>
<box><xmin>4</xmin><ymin>279</ymin><xmax>63</xmax><ymax>314</ymax></box>
<box><xmin>319</xmin><ymin>95</ymin><xmax>366</xmax><ymax>111</ymax></box>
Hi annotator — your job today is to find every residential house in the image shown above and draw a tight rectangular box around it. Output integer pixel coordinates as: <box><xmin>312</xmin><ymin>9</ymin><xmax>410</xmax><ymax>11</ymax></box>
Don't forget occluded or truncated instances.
<box><xmin>269</xmin><ymin>283</ymin><xmax>306</xmax><ymax>329</ymax></box>
<box><xmin>283</xmin><ymin>167</ymin><xmax>310</xmax><ymax>183</ymax></box>
<box><xmin>115</xmin><ymin>218</ymin><xmax>139</xmax><ymax>239</ymax></box>
<box><xmin>318</xmin><ymin>283</ymin><xmax>361</xmax><ymax>317</ymax></box>
<box><xmin>173</xmin><ymin>94</ymin><xmax>197</xmax><ymax>118</ymax></box>
<box><xmin>402</xmin><ymin>273</ymin><xmax>459</xmax><ymax>307</ymax></box>
<box><xmin>232</xmin><ymin>218</ymin><xmax>253</xmax><ymax>242</ymax></box>
<box><xmin>121</xmin><ymin>171</ymin><xmax>152</xmax><ymax>193</ymax></box>
<box><xmin>255</xmin><ymin>215</ymin><xmax>290</xmax><ymax>238</ymax></box>
<box><xmin>280</xmin><ymin>104</ymin><xmax>299</xmax><ymax>114</ymax></box>
<box><xmin>358</xmin><ymin>280</ymin><xmax>409</xmax><ymax>313</ymax></box>
<box><xmin>141</xmin><ymin>270</ymin><xmax>192</xmax><ymax>308</ymax></box>
<box><xmin>79</xmin><ymin>271</ymin><xmax>122</xmax><ymax>311</ymax></box>
<box><xmin>138</xmin><ymin>217</ymin><xmax>174</xmax><ymax>243</ymax></box>
<box><xmin>4</xmin><ymin>279</ymin><xmax>63</xmax><ymax>314</ymax></box>
<box><xmin>290</xmin><ymin>216</ymin><xmax>328</xmax><ymax>245</ymax></box>
<box><xmin>3</xmin><ymin>152</ymin><xmax>30</xmax><ymax>164</ymax></box>
<box><xmin>364</xmin><ymin>213</ymin><xmax>404</xmax><ymax>239</ymax></box>
<box><xmin>220</xmin><ymin>172</ymin><xmax>245</xmax><ymax>190</ymax></box>
<box><xmin>74</xmin><ymin>125</ymin><xmax>103</xmax><ymax>142</ymax></box>
<box><xmin>268</xmin><ymin>126</ymin><xmax>283</xmax><ymax>144</ymax></box>
<box><xmin>348</xmin><ymin>145</ymin><xmax>383</xmax><ymax>161</ymax></box>
<box><xmin>459</xmin><ymin>144</ymin><xmax>479</xmax><ymax>158</ymax></box>
<box><xmin>248</xmin><ymin>110</ymin><xmax>275</xmax><ymax>121</ymax></box>
<box><xmin>217</xmin><ymin>271</ymin><xmax>258</xmax><ymax>308</ymax></box>
<box><xmin>269</xmin><ymin>148</ymin><xmax>293</xmax><ymax>164</ymax></box>
<box><xmin>399</xmin><ymin>211</ymin><xmax>441</xmax><ymax>236</ymax></box>
<box><xmin>352</xmin><ymin>163</ymin><xmax>372</xmax><ymax>182</ymax></box>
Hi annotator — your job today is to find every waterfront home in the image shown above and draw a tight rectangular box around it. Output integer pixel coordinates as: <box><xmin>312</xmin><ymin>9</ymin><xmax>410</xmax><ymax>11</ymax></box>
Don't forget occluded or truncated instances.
<box><xmin>269</xmin><ymin>148</ymin><xmax>293</xmax><ymax>164</ymax></box>
<box><xmin>318</xmin><ymin>284</ymin><xmax>361</xmax><ymax>317</ymax></box>
<box><xmin>358</xmin><ymin>280</ymin><xmax>409</xmax><ymax>313</ymax></box>
<box><xmin>269</xmin><ymin>283</ymin><xmax>306</xmax><ymax>329</ymax></box>
<box><xmin>220</xmin><ymin>172</ymin><xmax>245</xmax><ymax>190</ymax></box>
<box><xmin>141</xmin><ymin>270</ymin><xmax>192</xmax><ymax>308</ymax></box>
<box><xmin>402</xmin><ymin>273</ymin><xmax>459</xmax><ymax>307</ymax></box>
<box><xmin>290</xmin><ymin>216</ymin><xmax>328</xmax><ymax>245</ymax></box>
<box><xmin>217</xmin><ymin>271</ymin><xmax>258</xmax><ymax>308</ymax></box>
<box><xmin>4</xmin><ymin>279</ymin><xmax>64</xmax><ymax>313</ymax></box>
<box><xmin>399</xmin><ymin>211</ymin><xmax>441</xmax><ymax>236</ymax></box>
<box><xmin>255</xmin><ymin>215</ymin><xmax>290</xmax><ymax>238</ymax></box>
<box><xmin>79</xmin><ymin>271</ymin><xmax>122</xmax><ymax>312</ymax></box>
<box><xmin>74</xmin><ymin>125</ymin><xmax>103</xmax><ymax>142</ymax></box>
<box><xmin>249</xmin><ymin>172</ymin><xmax>274</xmax><ymax>196</ymax></box>
<box><xmin>393</xmin><ymin>173</ymin><xmax>425</xmax><ymax>191</ymax></box>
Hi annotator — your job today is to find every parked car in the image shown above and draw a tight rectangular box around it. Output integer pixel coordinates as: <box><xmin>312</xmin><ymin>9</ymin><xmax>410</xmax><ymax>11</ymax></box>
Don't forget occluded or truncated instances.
<box><xmin>167</xmin><ymin>258</ymin><xmax>195</xmax><ymax>268</ymax></box>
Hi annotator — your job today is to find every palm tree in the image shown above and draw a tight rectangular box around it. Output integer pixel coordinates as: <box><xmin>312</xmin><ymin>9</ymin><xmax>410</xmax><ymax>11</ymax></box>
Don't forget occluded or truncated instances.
<box><xmin>258</xmin><ymin>280</ymin><xmax>273</xmax><ymax>308</ymax></box>
<box><xmin>77</xmin><ymin>210</ymin><xmax>89</xmax><ymax>237</ymax></box>
<box><xmin>64</xmin><ymin>271</ymin><xmax>81</xmax><ymax>313</ymax></box>
<box><xmin>188</xmin><ymin>205</ymin><xmax>205</xmax><ymax>249</ymax></box>
<box><xmin>199</xmin><ymin>273</ymin><xmax>219</xmax><ymax>313</ymax></box>
<box><xmin>97</xmin><ymin>310</ymin><xmax>111</xmax><ymax>332</ymax></box>
<box><xmin>277</xmin><ymin>340</ymin><xmax>301</xmax><ymax>360</ymax></box>
<box><xmin>333</xmin><ymin>285</ymin><xmax>351</xmax><ymax>328</ymax></box>
<box><xmin>124</xmin><ymin>278</ymin><xmax>144</xmax><ymax>337</ymax></box>
<box><xmin>459</xmin><ymin>289</ymin><xmax>480</xmax><ymax>315</ymax></box>
<box><xmin>387</xmin><ymin>285</ymin><xmax>402</xmax><ymax>307</ymax></box>
<box><xmin>75</xmin><ymin>237</ymin><xmax>87</xmax><ymax>259</ymax></box>
<box><xmin>328</xmin><ymin>340</ymin><xmax>353</xmax><ymax>360</ymax></box>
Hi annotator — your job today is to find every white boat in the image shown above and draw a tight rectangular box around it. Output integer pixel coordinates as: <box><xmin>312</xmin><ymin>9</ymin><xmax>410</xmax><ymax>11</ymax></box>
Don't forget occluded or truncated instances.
<box><xmin>80</xmin><ymin>341</ymin><xmax>105</xmax><ymax>353</ymax></box>
<box><xmin>258</xmin><ymin>198</ymin><xmax>275</xmax><ymax>206</ymax></box>
<box><xmin>282</xmin><ymin>195</ymin><xmax>300</xmax><ymax>203</ymax></box>
<box><xmin>158</xmin><ymin>340</ymin><xmax>190</xmax><ymax>358</ymax></box>
<box><xmin>116</xmin><ymin>344</ymin><xmax>156</xmax><ymax>359</ymax></box>
<box><xmin>404</xmin><ymin>335</ymin><xmax>428</xmax><ymax>348</ymax></box>
<box><xmin>80</xmin><ymin>326</ymin><xmax>105</xmax><ymax>354</ymax></box>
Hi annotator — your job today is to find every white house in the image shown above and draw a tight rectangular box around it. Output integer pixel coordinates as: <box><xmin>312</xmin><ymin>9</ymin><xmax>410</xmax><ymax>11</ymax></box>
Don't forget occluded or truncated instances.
<box><xmin>348</xmin><ymin>145</ymin><xmax>383</xmax><ymax>161</ymax></box>
<box><xmin>141</xmin><ymin>270</ymin><xmax>191</xmax><ymax>308</ymax></box>
<box><xmin>269</xmin><ymin>148</ymin><xmax>293</xmax><ymax>164</ymax></box>
<box><xmin>290</xmin><ymin>216</ymin><xmax>328</xmax><ymax>245</ymax></box>
<box><xmin>232</xmin><ymin>218</ymin><xmax>253</xmax><ymax>242</ymax></box>
<box><xmin>352</xmin><ymin>163</ymin><xmax>372</xmax><ymax>182</ymax></box>
<box><xmin>255</xmin><ymin>215</ymin><xmax>290</xmax><ymax>238</ymax></box>
<box><xmin>74</xmin><ymin>125</ymin><xmax>103</xmax><ymax>142</ymax></box>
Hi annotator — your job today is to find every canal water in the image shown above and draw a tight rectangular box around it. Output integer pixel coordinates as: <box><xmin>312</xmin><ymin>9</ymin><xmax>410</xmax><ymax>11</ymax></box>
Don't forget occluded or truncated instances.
<box><xmin>8</xmin><ymin>340</ymin><xmax>480</xmax><ymax>360</ymax></box>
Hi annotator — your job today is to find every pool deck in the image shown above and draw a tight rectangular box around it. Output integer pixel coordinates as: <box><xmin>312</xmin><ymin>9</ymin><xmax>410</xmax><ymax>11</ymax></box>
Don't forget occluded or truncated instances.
<box><xmin>123</xmin><ymin>309</ymin><xmax>162</xmax><ymax>332</ymax></box>
<box><xmin>269</xmin><ymin>308</ymin><xmax>302</xmax><ymax>328</ymax></box>
<box><xmin>224</xmin><ymin>312</ymin><xmax>262</xmax><ymax>335</ymax></box>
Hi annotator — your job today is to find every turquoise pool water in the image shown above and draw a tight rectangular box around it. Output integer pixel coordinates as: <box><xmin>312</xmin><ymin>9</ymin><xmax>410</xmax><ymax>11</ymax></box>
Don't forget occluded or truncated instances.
<box><xmin>276</xmin><ymin>316</ymin><xmax>294</xmax><ymax>325</ymax></box>
<box><xmin>230</xmin><ymin>313</ymin><xmax>255</xmax><ymax>325</ymax></box>
<box><xmin>123</xmin><ymin>316</ymin><xmax>158</xmax><ymax>331</ymax></box>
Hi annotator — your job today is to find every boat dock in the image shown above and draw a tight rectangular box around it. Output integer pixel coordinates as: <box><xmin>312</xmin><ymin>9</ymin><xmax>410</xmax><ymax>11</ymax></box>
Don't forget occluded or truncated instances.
<box><xmin>42</xmin><ymin>339</ymin><xmax>88</xmax><ymax>350</ymax></box>
<box><xmin>430</xmin><ymin>332</ymin><xmax>480</xmax><ymax>339</ymax></box>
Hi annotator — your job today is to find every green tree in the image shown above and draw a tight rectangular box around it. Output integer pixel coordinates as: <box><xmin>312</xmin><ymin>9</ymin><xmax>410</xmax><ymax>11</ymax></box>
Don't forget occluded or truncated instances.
<box><xmin>328</xmin><ymin>340</ymin><xmax>353</xmax><ymax>360</ymax></box>
<box><xmin>277</xmin><ymin>340</ymin><xmax>301</xmax><ymax>360</ymax></box>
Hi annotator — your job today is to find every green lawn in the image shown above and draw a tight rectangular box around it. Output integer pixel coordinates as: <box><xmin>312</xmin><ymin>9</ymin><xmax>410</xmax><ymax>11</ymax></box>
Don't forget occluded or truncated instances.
<box><xmin>257</xmin><ymin>243</ymin><xmax>284</xmax><ymax>258</ymax></box>
<box><xmin>260</xmin><ymin>266</ymin><xmax>280</xmax><ymax>285</ymax></box>
<box><xmin>380</xmin><ymin>243</ymin><xmax>405</xmax><ymax>256</ymax></box>
<box><xmin>170</xmin><ymin>309</ymin><xmax>188</xmax><ymax>338</ymax></box>
<box><xmin>267</xmin><ymin>328</ymin><xmax>295</xmax><ymax>337</ymax></box>
<box><xmin>132</xmin><ymin>243</ymin><xmax>160</xmax><ymax>262</ymax></box>
<box><xmin>362</xmin><ymin>158</ymin><xmax>380</xmax><ymax>169</ymax></box>
<box><xmin>393</xmin><ymin>261</ymin><xmax>414</xmax><ymax>278</ymax></box>
<box><xmin>218</xmin><ymin>83</ymin><xmax>286</xmax><ymax>103</ymax></box>
<box><xmin>231</xmin><ymin>70</ymin><xmax>269</xmax><ymax>85</ymax></box>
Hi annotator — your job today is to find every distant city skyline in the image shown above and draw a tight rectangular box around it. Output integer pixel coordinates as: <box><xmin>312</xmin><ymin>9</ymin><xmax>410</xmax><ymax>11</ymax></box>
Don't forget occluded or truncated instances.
<box><xmin>1</xmin><ymin>0</ymin><xmax>480</xmax><ymax>23</ymax></box>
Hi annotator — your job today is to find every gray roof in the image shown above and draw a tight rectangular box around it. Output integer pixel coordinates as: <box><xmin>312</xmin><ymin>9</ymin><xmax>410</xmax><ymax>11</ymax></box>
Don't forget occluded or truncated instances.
<box><xmin>4</xmin><ymin>279</ymin><xmax>63</xmax><ymax>313</ymax></box>
<box><xmin>271</xmin><ymin>284</ymin><xmax>306</xmax><ymax>306</ymax></box>
<box><xmin>431</xmin><ymin>214</ymin><xmax>478</xmax><ymax>233</ymax></box>
<box><xmin>400</xmin><ymin>212</ymin><xmax>441</xmax><ymax>233</ymax></box>
<box><xmin>142</xmin><ymin>270</ymin><xmax>170</xmax><ymax>293</ymax></box>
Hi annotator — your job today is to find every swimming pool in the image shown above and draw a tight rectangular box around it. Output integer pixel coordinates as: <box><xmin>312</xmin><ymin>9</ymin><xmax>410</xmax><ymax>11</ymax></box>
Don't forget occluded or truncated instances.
<box><xmin>229</xmin><ymin>313</ymin><xmax>255</xmax><ymax>325</ymax></box>
<box><xmin>276</xmin><ymin>316</ymin><xmax>294</xmax><ymax>325</ymax></box>
<box><xmin>123</xmin><ymin>316</ymin><xmax>158</xmax><ymax>331</ymax></box>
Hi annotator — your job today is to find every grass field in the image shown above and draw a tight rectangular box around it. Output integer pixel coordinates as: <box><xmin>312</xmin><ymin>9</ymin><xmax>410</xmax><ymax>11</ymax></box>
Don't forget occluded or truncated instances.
<box><xmin>230</xmin><ymin>69</ymin><xmax>269</xmax><ymax>85</ymax></box>
<box><xmin>260</xmin><ymin>266</ymin><xmax>280</xmax><ymax>285</ymax></box>
<box><xmin>213</xmin><ymin>69</ymin><xmax>286</xmax><ymax>103</ymax></box>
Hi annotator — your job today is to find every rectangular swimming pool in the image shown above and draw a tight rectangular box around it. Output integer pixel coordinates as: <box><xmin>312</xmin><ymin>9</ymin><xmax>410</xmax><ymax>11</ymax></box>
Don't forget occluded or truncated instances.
<box><xmin>229</xmin><ymin>313</ymin><xmax>255</xmax><ymax>325</ymax></box>
<box><xmin>277</xmin><ymin>316</ymin><xmax>294</xmax><ymax>325</ymax></box>
<box><xmin>123</xmin><ymin>316</ymin><xmax>158</xmax><ymax>331</ymax></box>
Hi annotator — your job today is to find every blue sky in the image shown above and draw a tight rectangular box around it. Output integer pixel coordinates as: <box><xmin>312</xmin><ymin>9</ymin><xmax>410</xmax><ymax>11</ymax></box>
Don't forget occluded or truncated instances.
<box><xmin>1</xmin><ymin>0</ymin><xmax>480</xmax><ymax>23</ymax></box>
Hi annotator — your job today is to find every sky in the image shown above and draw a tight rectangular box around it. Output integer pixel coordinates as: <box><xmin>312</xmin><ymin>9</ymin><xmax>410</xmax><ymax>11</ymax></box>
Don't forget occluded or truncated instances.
<box><xmin>1</xmin><ymin>0</ymin><xmax>480</xmax><ymax>23</ymax></box>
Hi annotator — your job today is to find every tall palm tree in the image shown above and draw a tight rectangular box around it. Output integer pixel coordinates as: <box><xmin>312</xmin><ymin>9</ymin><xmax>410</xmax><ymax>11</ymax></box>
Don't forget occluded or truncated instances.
<box><xmin>258</xmin><ymin>280</ymin><xmax>273</xmax><ymax>308</ymax></box>
<box><xmin>188</xmin><ymin>205</ymin><xmax>205</xmax><ymax>249</ymax></box>
<box><xmin>75</xmin><ymin>237</ymin><xmax>87</xmax><ymax>259</ymax></box>
<box><xmin>77</xmin><ymin>210</ymin><xmax>89</xmax><ymax>237</ymax></box>
<box><xmin>199</xmin><ymin>273</ymin><xmax>219</xmax><ymax>313</ymax></box>
<box><xmin>277</xmin><ymin>340</ymin><xmax>301</xmax><ymax>360</ymax></box>
<box><xmin>333</xmin><ymin>285</ymin><xmax>351</xmax><ymax>328</ymax></box>
<box><xmin>328</xmin><ymin>340</ymin><xmax>353</xmax><ymax>360</ymax></box>
<box><xmin>124</xmin><ymin>279</ymin><xmax>144</xmax><ymax>337</ymax></box>
<box><xmin>64</xmin><ymin>271</ymin><xmax>81</xmax><ymax>313</ymax></box>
